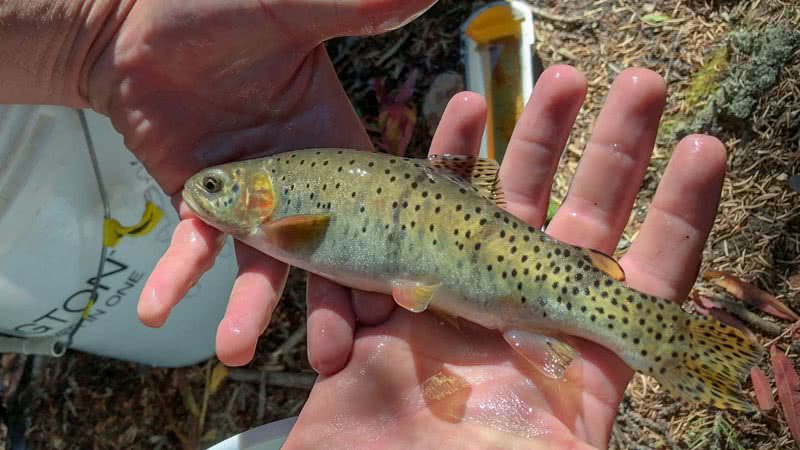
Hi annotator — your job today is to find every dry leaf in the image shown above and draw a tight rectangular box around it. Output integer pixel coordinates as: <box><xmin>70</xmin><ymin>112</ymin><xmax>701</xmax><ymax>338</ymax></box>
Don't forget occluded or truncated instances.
<box><xmin>789</xmin><ymin>274</ymin><xmax>800</xmax><ymax>290</ymax></box>
<box><xmin>704</xmin><ymin>271</ymin><xmax>800</xmax><ymax>321</ymax></box>
<box><xmin>770</xmin><ymin>345</ymin><xmax>800</xmax><ymax>443</ymax></box>
<box><xmin>209</xmin><ymin>362</ymin><xmax>228</xmax><ymax>395</ymax></box>
<box><xmin>751</xmin><ymin>367</ymin><xmax>774</xmax><ymax>411</ymax></box>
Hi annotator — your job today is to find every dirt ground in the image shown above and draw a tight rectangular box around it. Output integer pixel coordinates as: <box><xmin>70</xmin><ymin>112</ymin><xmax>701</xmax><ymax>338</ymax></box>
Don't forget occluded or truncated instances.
<box><xmin>2</xmin><ymin>1</ymin><xmax>799</xmax><ymax>449</ymax></box>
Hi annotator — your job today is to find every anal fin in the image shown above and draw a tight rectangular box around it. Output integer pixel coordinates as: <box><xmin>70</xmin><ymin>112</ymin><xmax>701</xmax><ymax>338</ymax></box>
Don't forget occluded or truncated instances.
<box><xmin>503</xmin><ymin>329</ymin><xmax>579</xmax><ymax>379</ymax></box>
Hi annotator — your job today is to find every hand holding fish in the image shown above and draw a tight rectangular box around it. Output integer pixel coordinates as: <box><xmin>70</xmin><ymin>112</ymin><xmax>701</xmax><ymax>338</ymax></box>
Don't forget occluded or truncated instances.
<box><xmin>184</xmin><ymin>65</ymin><xmax>752</xmax><ymax>448</ymax></box>
<box><xmin>54</xmin><ymin>0</ymin><xmax>438</xmax><ymax>369</ymax></box>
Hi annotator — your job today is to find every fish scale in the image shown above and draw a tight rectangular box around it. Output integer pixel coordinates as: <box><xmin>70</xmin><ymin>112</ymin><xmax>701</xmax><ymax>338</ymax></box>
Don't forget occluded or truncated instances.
<box><xmin>183</xmin><ymin>148</ymin><xmax>763</xmax><ymax>411</ymax></box>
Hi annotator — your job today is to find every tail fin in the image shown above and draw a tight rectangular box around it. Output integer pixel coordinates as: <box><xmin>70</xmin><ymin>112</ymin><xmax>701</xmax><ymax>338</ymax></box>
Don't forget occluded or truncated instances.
<box><xmin>652</xmin><ymin>315</ymin><xmax>763</xmax><ymax>411</ymax></box>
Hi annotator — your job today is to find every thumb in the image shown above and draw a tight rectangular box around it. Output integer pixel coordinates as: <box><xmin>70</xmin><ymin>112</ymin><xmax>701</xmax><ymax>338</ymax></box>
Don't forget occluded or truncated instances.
<box><xmin>301</xmin><ymin>0</ymin><xmax>438</xmax><ymax>40</ymax></box>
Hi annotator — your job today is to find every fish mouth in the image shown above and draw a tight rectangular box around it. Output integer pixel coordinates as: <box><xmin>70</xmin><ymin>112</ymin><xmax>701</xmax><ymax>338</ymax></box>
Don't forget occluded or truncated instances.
<box><xmin>181</xmin><ymin>184</ymin><xmax>205</xmax><ymax>217</ymax></box>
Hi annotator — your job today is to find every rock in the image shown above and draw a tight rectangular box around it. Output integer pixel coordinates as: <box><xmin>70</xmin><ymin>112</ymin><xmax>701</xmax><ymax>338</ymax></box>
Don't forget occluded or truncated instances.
<box><xmin>422</xmin><ymin>71</ymin><xmax>465</xmax><ymax>136</ymax></box>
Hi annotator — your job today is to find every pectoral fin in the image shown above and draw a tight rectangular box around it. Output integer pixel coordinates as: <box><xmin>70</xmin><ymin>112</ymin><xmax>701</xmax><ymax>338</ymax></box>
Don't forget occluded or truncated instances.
<box><xmin>261</xmin><ymin>214</ymin><xmax>331</xmax><ymax>252</ymax></box>
<box><xmin>583</xmin><ymin>248</ymin><xmax>625</xmax><ymax>282</ymax></box>
<box><xmin>503</xmin><ymin>329</ymin><xmax>579</xmax><ymax>380</ymax></box>
<box><xmin>392</xmin><ymin>280</ymin><xmax>441</xmax><ymax>313</ymax></box>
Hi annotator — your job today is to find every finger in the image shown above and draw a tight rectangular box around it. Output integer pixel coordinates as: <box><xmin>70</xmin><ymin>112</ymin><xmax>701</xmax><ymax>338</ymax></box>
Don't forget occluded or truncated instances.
<box><xmin>307</xmin><ymin>274</ymin><xmax>356</xmax><ymax>376</ymax></box>
<box><xmin>308</xmin><ymin>0</ymin><xmax>438</xmax><ymax>40</ymax></box>
<box><xmin>138</xmin><ymin>218</ymin><xmax>225</xmax><ymax>327</ymax></box>
<box><xmin>351</xmin><ymin>290</ymin><xmax>395</xmax><ymax>326</ymax></box>
<box><xmin>429</xmin><ymin>91</ymin><xmax>487</xmax><ymax>156</ymax></box>
<box><xmin>547</xmin><ymin>68</ymin><xmax>666</xmax><ymax>253</ymax></box>
<box><xmin>499</xmin><ymin>65</ymin><xmax>587</xmax><ymax>226</ymax></box>
<box><xmin>620</xmin><ymin>135</ymin><xmax>726</xmax><ymax>300</ymax></box>
<box><xmin>215</xmin><ymin>241</ymin><xmax>290</xmax><ymax>366</ymax></box>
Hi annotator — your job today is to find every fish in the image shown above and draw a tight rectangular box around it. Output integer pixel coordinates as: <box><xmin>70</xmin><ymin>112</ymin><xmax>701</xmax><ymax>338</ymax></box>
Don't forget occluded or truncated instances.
<box><xmin>182</xmin><ymin>148</ymin><xmax>763</xmax><ymax>411</ymax></box>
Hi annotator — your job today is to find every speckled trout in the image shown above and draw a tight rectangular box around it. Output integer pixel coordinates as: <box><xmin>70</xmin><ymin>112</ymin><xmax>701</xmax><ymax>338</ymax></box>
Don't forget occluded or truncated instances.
<box><xmin>182</xmin><ymin>148</ymin><xmax>762</xmax><ymax>410</ymax></box>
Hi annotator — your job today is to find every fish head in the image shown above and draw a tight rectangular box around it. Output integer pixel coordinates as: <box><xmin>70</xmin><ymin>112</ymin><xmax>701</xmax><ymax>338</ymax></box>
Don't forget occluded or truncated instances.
<box><xmin>182</xmin><ymin>163</ymin><xmax>276</xmax><ymax>236</ymax></box>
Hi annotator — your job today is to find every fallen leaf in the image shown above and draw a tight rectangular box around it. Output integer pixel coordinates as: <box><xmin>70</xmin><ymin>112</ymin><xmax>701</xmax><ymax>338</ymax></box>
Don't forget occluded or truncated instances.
<box><xmin>209</xmin><ymin>362</ymin><xmax>228</xmax><ymax>395</ymax></box>
<box><xmin>751</xmin><ymin>367</ymin><xmax>774</xmax><ymax>411</ymax></box>
<box><xmin>704</xmin><ymin>271</ymin><xmax>800</xmax><ymax>321</ymax></box>
<box><xmin>770</xmin><ymin>345</ymin><xmax>800</xmax><ymax>442</ymax></box>
<box><xmin>692</xmin><ymin>292</ymin><xmax>757</xmax><ymax>340</ymax></box>
<box><xmin>378</xmin><ymin>104</ymin><xmax>417</xmax><ymax>156</ymax></box>
<box><xmin>367</xmin><ymin>70</ymin><xmax>419</xmax><ymax>156</ymax></box>
<box><xmin>641</xmin><ymin>12</ymin><xmax>670</xmax><ymax>24</ymax></box>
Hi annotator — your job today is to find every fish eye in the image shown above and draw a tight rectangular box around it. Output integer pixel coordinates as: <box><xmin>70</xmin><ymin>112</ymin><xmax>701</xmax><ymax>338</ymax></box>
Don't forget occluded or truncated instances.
<box><xmin>203</xmin><ymin>176</ymin><xmax>222</xmax><ymax>193</ymax></box>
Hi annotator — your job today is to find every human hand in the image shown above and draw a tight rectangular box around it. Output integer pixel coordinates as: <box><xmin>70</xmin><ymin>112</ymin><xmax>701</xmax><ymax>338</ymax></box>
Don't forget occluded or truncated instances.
<box><xmin>80</xmin><ymin>0</ymin><xmax>436</xmax><ymax>367</ymax></box>
<box><xmin>282</xmin><ymin>65</ymin><xmax>727</xmax><ymax>449</ymax></box>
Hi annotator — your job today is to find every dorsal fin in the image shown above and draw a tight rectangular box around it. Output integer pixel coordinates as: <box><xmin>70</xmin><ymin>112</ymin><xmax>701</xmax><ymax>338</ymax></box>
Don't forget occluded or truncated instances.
<box><xmin>426</xmin><ymin>154</ymin><xmax>505</xmax><ymax>207</ymax></box>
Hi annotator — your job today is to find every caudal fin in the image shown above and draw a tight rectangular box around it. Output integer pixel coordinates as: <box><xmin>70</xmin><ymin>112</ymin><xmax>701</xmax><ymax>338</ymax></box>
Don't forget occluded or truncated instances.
<box><xmin>652</xmin><ymin>315</ymin><xmax>763</xmax><ymax>411</ymax></box>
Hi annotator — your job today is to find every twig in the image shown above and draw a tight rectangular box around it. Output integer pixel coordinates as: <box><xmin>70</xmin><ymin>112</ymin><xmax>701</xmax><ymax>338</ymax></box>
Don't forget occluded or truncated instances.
<box><xmin>376</xmin><ymin>32</ymin><xmax>410</xmax><ymax>67</ymax></box>
<box><xmin>270</xmin><ymin>326</ymin><xmax>307</xmax><ymax>362</ymax></box>
<box><xmin>529</xmin><ymin>6</ymin><xmax>584</xmax><ymax>24</ymax></box>
<box><xmin>227</xmin><ymin>369</ymin><xmax>316</xmax><ymax>390</ymax></box>
<box><xmin>714</xmin><ymin>296</ymin><xmax>784</xmax><ymax>336</ymax></box>
<box><xmin>257</xmin><ymin>371</ymin><xmax>266</xmax><ymax>423</ymax></box>
<box><xmin>764</xmin><ymin>320</ymin><xmax>800</xmax><ymax>348</ymax></box>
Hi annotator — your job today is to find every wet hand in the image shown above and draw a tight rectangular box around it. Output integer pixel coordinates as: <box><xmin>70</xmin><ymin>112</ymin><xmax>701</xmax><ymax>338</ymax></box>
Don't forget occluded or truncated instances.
<box><xmin>81</xmin><ymin>0</ymin><xmax>436</xmax><ymax>367</ymax></box>
<box><xmin>284</xmin><ymin>65</ymin><xmax>727</xmax><ymax>448</ymax></box>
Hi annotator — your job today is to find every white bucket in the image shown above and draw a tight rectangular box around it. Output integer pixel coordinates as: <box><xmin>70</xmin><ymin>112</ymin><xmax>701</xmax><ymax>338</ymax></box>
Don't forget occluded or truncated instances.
<box><xmin>206</xmin><ymin>417</ymin><xmax>296</xmax><ymax>450</ymax></box>
<box><xmin>462</xmin><ymin>1</ymin><xmax>537</xmax><ymax>163</ymax></box>
<box><xmin>0</xmin><ymin>104</ymin><xmax>237</xmax><ymax>367</ymax></box>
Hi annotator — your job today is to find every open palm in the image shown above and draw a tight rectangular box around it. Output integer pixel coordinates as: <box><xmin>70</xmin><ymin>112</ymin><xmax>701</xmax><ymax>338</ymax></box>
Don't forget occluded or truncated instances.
<box><xmin>285</xmin><ymin>66</ymin><xmax>728</xmax><ymax>448</ymax></box>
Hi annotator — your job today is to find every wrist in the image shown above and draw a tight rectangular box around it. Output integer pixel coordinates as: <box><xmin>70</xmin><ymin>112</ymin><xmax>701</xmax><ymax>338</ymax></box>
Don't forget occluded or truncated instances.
<box><xmin>0</xmin><ymin>0</ymin><xmax>134</xmax><ymax>107</ymax></box>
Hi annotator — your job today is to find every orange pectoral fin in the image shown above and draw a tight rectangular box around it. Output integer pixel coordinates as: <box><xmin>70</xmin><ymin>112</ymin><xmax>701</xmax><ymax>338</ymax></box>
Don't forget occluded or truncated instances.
<box><xmin>261</xmin><ymin>214</ymin><xmax>331</xmax><ymax>252</ymax></box>
<box><xmin>582</xmin><ymin>248</ymin><xmax>625</xmax><ymax>282</ymax></box>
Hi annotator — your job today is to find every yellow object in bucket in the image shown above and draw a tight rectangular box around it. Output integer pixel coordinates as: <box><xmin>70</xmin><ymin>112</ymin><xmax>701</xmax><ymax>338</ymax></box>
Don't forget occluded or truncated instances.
<box><xmin>462</xmin><ymin>2</ymin><xmax>536</xmax><ymax>163</ymax></box>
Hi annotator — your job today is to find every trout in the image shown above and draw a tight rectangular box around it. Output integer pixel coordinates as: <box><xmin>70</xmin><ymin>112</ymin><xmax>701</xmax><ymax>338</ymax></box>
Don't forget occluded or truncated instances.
<box><xmin>182</xmin><ymin>148</ymin><xmax>762</xmax><ymax>410</ymax></box>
